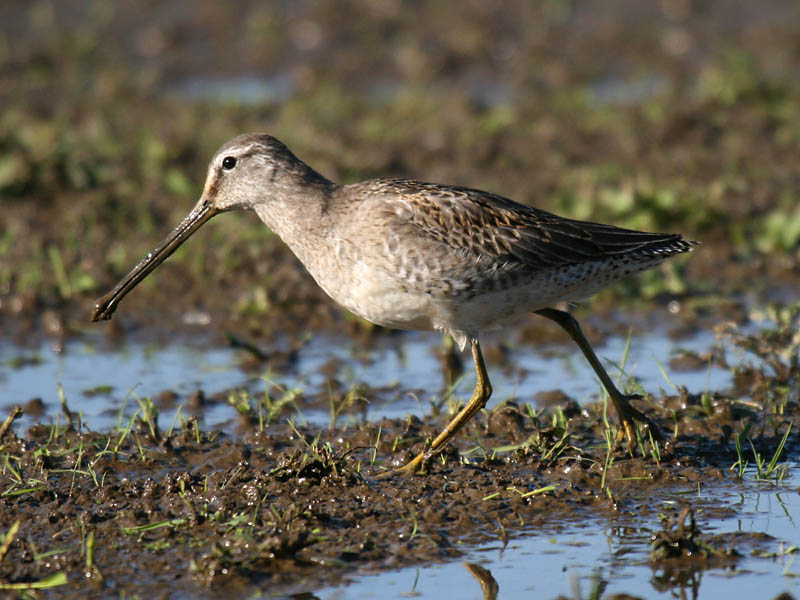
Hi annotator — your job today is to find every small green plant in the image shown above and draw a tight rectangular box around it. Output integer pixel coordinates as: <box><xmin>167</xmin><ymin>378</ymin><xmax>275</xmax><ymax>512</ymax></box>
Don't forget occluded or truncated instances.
<box><xmin>135</xmin><ymin>395</ymin><xmax>159</xmax><ymax>441</ymax></box>
<box><xmin>328</xmin><ymin>384</ymin><xmax>365</xmax><ymax>430</ymax></box>
<box><xmin>113</xmin><ymin>408</ymin><xmax>140</xmax><ymax>455</ymax></box>
<box><xmin>700</xmin><ymin>392</ymin><xmax>714</xmax><ymax>417</ymax></box>
<box><xmin>552</xmin><ymin>405</ymin><xmax>568</xmax><ymax>430</ymax></box>
<box><xmin>227</xmin><ymin>378</ymin><xmax>302</xmax><ymax>431</ymax></box>
<box><xmin>84</xmin><ymin>529</ymin><xmax>103</xmax><ymax>581</ymax></box>
<box><xmin>260</xmin><ymin>378</ymin><xmax>302</xmax><ymax>429</ymax></box>
<box><xmin>490</xmin><ymin>423</ymin><xmax>570</xmax><ymax>464</ymax></box>
<box><xmin>731</xmin><ymin>424</ymin><xmax>750</xmax><ymax>479</ymax></box>
<box><xmin>0</xmin><ymin>407</ymin><xmax>22</xmax><ymax>441</ymax></box>
<box><xmin>371</xmin><ymin>425</ymin><xmax>382</xmax><ymax>466</ymax></box>
<box><xmin>47</xmin><ymin>245</ymin><xmax>95</xmax><ymax>300</ymax></box>
<box><xmin>731</xmin><ymin>422</ymin><xmax>792</xmax><ymax>481</ymax></box>
<box><xmin>751</xmin><ymin>423</ymin><xmax>792</xmax><ymax>481</ymax></box>
<box><xmin>430</xmin><ymin>372</ymin><xmax>467</xmax><ymax>418</ymax></box>
<box><xmin>0</xmin><ymin>521</ymin><xmax>67</xmax><ymax>591</ymax></box>
<box><xmin>600</xmin><ymin>428</ymin><xmax>615</xmax><ymax>491</ymax></box>
<box><xmin>653</xmin><ymin>356</ymin><xmax>678</xmax><ymax>394</ymax></box>
<box><xmin>518</xmin><ymin>485</ymin><xmax>556</xmax><ymax>498</ymax></box>
<box><xmin>649</xmin><ymin>430</ymin><xmax>661</xmax><ymax>464</ymax></box>
<box><xmin>407</xmin><ymin>507</ymin><xmax>419</xmax><ymax>541</ymax></box>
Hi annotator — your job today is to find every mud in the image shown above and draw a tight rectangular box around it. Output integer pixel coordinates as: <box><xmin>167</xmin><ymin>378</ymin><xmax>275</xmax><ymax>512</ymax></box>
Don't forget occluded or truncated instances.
<box><xmin>0</xmin><ymin>344</ymin><xmax>797</xmax><ymax>599</ymax></box>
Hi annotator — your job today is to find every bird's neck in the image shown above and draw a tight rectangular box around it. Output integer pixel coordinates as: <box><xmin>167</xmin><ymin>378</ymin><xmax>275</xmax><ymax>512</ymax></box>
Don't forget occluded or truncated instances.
<box><xmin>253</xmin><ymin>173</ymin><xmax>338</xmax><ymax>252</ymax></box>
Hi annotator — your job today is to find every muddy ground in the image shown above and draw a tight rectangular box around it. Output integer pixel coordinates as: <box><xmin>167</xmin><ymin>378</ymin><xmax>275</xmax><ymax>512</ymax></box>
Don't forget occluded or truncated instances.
<box><xmin>0</xmin><ymin>351</ymin><xmax>797</xmax><ymax>599</ymax></box>
<box><xmin>1</xmin><ymin>1</ymin><xmax>800</xmax><ymax>598</ymax></box>
<box><xmin>0</xmin><ymin>354</ymin><xmax>799</xmax><ymax>598</ymax></box>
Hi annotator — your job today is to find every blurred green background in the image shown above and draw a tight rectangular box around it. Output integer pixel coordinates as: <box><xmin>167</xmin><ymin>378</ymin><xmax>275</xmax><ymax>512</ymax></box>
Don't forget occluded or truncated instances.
<box><xmin>1</xmin><ymin>0</ymin><xmax>799</xmax><ymax>338</ymax></box>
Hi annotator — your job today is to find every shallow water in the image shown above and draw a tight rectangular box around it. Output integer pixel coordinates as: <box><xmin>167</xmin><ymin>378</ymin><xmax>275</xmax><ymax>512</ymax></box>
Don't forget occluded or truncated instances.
<box><xmin>318</xmin><ymin>471</ymin><xmax>800</xmax><ymax>599</ymax></box>
<box><xmin>1</xmin><ymin>327</ymin><xmax>728</xmax><ymax>435</ymax></box>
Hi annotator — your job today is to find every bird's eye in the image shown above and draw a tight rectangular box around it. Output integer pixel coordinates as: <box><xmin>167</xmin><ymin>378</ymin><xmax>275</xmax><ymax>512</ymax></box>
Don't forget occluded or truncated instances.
<box><xmin>222</xmin><ymin>156</ymin><xmax>237</xmax><ymax>170</ymax></box>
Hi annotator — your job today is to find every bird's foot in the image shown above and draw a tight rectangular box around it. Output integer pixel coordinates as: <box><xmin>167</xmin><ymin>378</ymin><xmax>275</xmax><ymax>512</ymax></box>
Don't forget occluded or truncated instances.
<box><xmin>374</xmin><ymin>444</ymin><xmax>437</xmax><ymax>478</ymax></box>
<box><xmin>612</xmin><ymin>393</ymin><xmax>664</xmax><ymax>453</ymax></box>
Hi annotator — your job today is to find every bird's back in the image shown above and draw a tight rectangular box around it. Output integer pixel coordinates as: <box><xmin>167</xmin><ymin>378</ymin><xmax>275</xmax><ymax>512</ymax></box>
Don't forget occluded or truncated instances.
<box><xmin>344</xmin><ymin>177</ymin><xmax>693</xmax><ymax>276</ymax></box>
<box><xmin>316</xmin><ymin>179</ymin><xmax>694</xmax><ymax>343</ymax></box>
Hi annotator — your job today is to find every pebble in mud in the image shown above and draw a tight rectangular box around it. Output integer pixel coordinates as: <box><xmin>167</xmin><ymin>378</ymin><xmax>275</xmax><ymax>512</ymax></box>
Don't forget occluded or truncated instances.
<box><xmin>186</xmin><ymin>389</ymin><xmax>207</xmax><ymax>409</ymax></box>
<box><xmin>23</xmin><ymin>397</ymin><xmax>46</xmax><ymax>416</ymax></box>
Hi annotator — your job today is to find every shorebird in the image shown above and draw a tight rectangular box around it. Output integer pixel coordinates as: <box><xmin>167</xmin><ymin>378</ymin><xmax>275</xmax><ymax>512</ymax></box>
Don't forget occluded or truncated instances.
<box><xmin>92</xmin><ymin>133</ymin><xmax>695</xmax><ymax>473</ymax></box>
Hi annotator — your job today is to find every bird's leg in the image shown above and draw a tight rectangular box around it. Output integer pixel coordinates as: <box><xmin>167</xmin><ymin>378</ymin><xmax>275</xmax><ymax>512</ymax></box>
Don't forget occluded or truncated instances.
<box><xmin>394</xmin><ymin>339</ymin><xmax>492</xmax><ymax>474</ymax></box>
<box><xmin>534</xmin><ymin>308</ymin><xmax>663</xmax><ymax>450</ymax></box>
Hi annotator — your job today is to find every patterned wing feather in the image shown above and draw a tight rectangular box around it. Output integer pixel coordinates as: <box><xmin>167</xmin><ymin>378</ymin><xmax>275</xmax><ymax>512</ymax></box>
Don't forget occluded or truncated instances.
<box><xmin>376</xmin><ymin>180</ymin><xmax>694</xmax><ymax>269</ymax></box>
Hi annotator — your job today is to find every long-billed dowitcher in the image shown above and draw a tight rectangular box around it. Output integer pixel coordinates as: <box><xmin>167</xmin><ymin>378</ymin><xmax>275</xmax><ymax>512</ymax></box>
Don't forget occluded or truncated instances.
<box><xmin>92</xmin><ymin>133</ymin><xmax>695</xmax><ymax>473</ymax></box>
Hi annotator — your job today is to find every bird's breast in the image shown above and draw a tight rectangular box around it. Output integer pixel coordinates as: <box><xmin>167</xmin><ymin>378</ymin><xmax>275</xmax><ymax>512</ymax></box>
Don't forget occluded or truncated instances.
<box><xmin>304</xmin><ymin>239</ymin><xmax>437</xmax><ymax>330</ymax></box>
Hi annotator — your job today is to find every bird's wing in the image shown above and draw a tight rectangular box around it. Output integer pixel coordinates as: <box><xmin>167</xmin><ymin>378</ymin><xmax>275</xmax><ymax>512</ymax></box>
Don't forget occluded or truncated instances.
<box><xmin>376</xmin><ymin>179</ymin><xmax>692</xmax><ymax>269</ymax></box>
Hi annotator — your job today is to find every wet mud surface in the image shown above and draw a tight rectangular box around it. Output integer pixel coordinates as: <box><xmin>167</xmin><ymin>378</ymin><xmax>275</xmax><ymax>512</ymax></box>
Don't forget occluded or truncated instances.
<box><xmin>0</xmin><ymin>345</ymin><xmax>797</xmax><ymax>599</ymax></box>
<box><xmin>2</xmin><ymin>0</ymin><xmax>800</xmax><ymax>598</ymax></box>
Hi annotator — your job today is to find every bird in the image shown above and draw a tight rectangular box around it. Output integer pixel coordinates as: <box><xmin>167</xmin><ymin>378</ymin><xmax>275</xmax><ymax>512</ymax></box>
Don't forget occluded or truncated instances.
<box><xmin>92</xmin><ymin>133</ymin><xmax>695</xmax><ymax>474</ymax></box>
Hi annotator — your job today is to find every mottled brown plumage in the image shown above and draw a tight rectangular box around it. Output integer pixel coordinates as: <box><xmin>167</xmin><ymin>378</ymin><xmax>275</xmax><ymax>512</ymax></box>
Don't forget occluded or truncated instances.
<box><xmin>92</xmin><ymin>133</ymin><xmax>696</xmax><ymax>474</ymax></box>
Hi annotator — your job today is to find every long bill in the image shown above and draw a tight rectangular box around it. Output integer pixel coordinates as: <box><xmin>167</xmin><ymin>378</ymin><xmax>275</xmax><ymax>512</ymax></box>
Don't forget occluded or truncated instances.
<box><xmin>91</xmin><ymin>199</ymin><xmax>218</xmax><ymax>322</ymax></box>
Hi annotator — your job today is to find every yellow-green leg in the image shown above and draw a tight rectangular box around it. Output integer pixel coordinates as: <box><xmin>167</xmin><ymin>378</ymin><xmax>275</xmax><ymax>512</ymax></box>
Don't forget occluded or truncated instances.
<box><xmin>534</xmin><ymin>308</ymin><xmax>662</xmax><ymax>449</ymax></box>
<box><xmin>394</xmin><ymin>339</ymin><xmax>492</xmax><ymax>474</ymax></box>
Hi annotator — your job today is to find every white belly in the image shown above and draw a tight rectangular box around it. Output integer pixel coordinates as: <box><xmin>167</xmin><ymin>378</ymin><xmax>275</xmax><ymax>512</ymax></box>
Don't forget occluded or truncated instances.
<box><xmin>315</xmin><ymin>256</ymin><xmax>436</xmax><ymax>330</ymax></box>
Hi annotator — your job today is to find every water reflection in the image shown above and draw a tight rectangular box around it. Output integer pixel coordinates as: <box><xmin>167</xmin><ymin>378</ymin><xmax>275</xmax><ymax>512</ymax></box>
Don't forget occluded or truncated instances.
<box><xmin>316</xmin><ymin>473</ymin><xmax>799</xmax><ymax>599</ymax></box>
<box><xmin>465</xmin><ymin>563</ymin><xmax>499</xmax><ymax>600</ymax></box>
